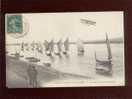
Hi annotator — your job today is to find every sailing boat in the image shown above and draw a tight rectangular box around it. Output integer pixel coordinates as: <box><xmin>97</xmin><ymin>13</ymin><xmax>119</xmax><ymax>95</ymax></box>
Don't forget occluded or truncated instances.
<box><xmin>95</xmin><ymin>33</ymin><xmax>112</xmax><ymax>75</ymax></box>
<box><xmin>44</xmin><ymin>40</ymin><xmax>52</xmax><ymax>56</ymax></box>
<box><xmin>25</xmin><ymin>42</ymin><xmax>40</xmax><ymax>62</ymax></box>
<box><xmin>63</xmin><ymin>38</ymin><xmax>69</xmax><ymax>55</ymax></box>
<box><xmin>37</xmin><ymin>42</ymin><xmax>43</xmax><ymax>54</ymax></box>
<box><xmin>31</xmin><ymin>41</ymin><xmax>35</xmax><ymax>51</ymax></box>
<box><xmin>11</xmin><ymin>51</ymin><xmax>24</xmax><ymax>59</ymax></box>
<box><xmin>44</xmin><ymin>40</ymin><xmax>48</xmax><ymax>53</ymax></box>
<box><xmin>21</xmin><ymin>42</ymin><xmax>24</xmax><ymax>51</ymax></box>
<box><xmin>25</xmin><ymin>43</ymin><xmax>29</xmax><ymax>51</ymax></box>
<box><xmin>48</xmin><ymin>39</ymin><xmax>54</xmax><ymax>56</ymax></box>
<box><xmin>77</xmin><ymin>39</ymin><xmax>85</xmax><ymax>55</ymax></box>
<box><xmin>55</xmin><ymin>39</ymin><xmax>62</xmax><ymax>56</ymax></box>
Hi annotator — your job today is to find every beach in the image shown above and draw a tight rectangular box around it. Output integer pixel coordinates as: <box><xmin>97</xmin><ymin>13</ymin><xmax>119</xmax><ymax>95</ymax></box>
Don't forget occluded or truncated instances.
<box><xmin>6</xmin><ymin>55</ymin><xmax>91</xmax><ymax>88</ymax></box>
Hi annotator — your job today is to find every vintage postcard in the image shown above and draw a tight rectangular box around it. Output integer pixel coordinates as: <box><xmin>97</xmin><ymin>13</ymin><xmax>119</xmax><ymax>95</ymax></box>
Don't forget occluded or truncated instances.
<box><xmin>5</xmin><ymin>12</ymin><xmax>125</xmax><ymax>88</ymax></box>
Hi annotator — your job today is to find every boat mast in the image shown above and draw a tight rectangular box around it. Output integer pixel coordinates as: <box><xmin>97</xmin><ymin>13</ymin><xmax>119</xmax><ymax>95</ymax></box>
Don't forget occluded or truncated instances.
<box><xmin>57</xmin><ymin>39</ymin><xmax>62</xmax><ymax>53</ymax></box>
<box><xmin>94</xmin><ymin>51</ymin><xmax>97</xmax><ymax>61</ymax></box>
<box><xmin>106</xmin><ymin>33</ymin><xmax>112</xmax><ymax>60</ymax></box>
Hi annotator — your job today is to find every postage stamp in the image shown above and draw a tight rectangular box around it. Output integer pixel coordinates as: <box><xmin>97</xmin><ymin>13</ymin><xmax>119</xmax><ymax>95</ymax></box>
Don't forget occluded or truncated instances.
<box><xmin>6</xmin><ymin>14</ymin><xmax>29</xmax><ymax>38</ymax></box>
<box><xmin>7</xmin><ymin>14</ymin><xmax>23</xmax><ymax>33</ymax></box>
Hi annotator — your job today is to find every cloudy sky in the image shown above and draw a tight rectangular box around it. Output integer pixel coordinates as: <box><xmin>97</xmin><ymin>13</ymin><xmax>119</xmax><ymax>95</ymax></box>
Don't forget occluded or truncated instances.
<box><xmin>6</xmin><ymin>11</ymin><xmax>124</xmax><ymax>43</ymax></box>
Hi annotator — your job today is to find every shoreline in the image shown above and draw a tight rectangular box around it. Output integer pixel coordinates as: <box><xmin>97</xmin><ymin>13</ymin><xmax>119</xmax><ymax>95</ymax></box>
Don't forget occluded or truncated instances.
<box><xmin>6</xmin><ymin>55</ymin><xmax>90</xmax><ymax>88</ymax></box>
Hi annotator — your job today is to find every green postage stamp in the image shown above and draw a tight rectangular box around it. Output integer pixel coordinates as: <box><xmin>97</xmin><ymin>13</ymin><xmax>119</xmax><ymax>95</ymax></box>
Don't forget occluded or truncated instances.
<box><xmin>6</xmin><ymin>14</ymin><xmax>23</xmax><ymax>33</ymax></box>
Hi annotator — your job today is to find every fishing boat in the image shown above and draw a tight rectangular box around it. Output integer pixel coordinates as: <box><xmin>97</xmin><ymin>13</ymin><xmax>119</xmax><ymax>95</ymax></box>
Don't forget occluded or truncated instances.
<box><xmin>25</xmin><ymin>43</ymin><xmax>29</xmax><ymax>51</ymax></box>
<box><xmin>25</xmin><ymin>57</ymin><xmax>40</xmax><ymax>62</ymax></box>
<box><xmin>63</xmin><ymin>38</ymin><xmax>69</xmax><ymax>55</ymax></box>
<box><xmin>28</xmin><ymin>58</ymin><xmax>40</xmax><ymax>62</ymax></box>
<box><xmin>44</xmin><ymin>40</ymin><xmax>52</xmax><ymax>56</ymax></box>
<box><xmin>31</xmin><ymin>41</ymin><xmax>35</xmax><ymax>51</ymax></box>
<box><xmin>77</xmin><ymin>39</ymin><xmax>85</xmax><ymax>55</ymax></box>
<box><xmin>25</xmin><ymin>42</ymin><xmax>41</xmax><ymax>63</ymax></box>
<box><xmin>11</xmin><ymin>51</ymin><xmax>24</xmax><ymax>60</ymax></box>
<box><xmin>21</xmin><ymin>42</ymin><xmax>24</xmax><ymax>51</ymax></box>
<box><xmin>37</xmin><ymin>43</ymin><xmax>43</xmax><ymax>54</ymax></box>
<box><xmin>46</xmin><ymin>39</ymin><xmax>54</xmax><ymax>56</ymax></box>
<box><xmin>95</xmin><ymin>33</ymin><xmax>112</xmax><ymax>76</ymax></box>
<box><xmin>43</xmin><ymin>62</ymin><xmax>51</xmax><ymax>67</ymax></box>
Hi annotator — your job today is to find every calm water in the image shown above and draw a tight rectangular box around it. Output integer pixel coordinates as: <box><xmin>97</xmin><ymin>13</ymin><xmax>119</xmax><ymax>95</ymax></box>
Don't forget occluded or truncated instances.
<box><xmin>6</xmin><ymin>44</ymin><xmax>124</xmax><ymax>81</ymax></box>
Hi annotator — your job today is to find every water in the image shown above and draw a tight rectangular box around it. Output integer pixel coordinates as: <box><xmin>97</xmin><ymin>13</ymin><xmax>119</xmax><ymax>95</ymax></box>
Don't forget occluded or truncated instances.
<box><xmin>6</xmin><ymin>44</ymin><xmax>125</xmax><ymax>86</ymax></box>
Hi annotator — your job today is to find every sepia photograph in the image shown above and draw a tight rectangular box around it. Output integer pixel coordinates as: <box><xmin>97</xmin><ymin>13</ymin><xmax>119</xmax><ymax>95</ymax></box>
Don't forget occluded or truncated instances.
<box><xmin>5</xmin><ymin>12</ymin><xmax>125</xmax><ymax>88</ymax></box>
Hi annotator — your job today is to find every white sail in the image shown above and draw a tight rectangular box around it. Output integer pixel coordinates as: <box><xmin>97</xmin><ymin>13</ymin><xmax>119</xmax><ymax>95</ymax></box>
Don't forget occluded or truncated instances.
<box><xmin>57</xmin><ymin>39</ymin><xmax>62</xmax><ymax>52</ymax></box>
<box><xmin>31</xmin><ymin>41</ymin><xmax>35</xmax><ymax>51</ymax></box>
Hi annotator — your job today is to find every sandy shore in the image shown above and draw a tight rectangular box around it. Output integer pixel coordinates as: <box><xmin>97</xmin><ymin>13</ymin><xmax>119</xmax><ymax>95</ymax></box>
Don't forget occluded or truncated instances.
<box><xmin>6</xmin><ymin>55</ymin><xmax>90</xmax><ymax>88</ymax></box>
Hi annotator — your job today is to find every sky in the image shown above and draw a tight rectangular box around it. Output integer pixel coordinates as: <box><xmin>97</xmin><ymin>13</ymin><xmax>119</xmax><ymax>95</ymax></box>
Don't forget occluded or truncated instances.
<box><xmin>6</xmin><ymin>11</ymin><xmax>124</xmax><ymax>43</ymax></box>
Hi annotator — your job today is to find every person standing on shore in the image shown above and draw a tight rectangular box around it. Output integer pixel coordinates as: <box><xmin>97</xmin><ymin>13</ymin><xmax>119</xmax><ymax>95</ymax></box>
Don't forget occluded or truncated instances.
<box><xmin>27</xmin><ymin>65</ymin><xmax>38</xmax><ymax>88</ymax></box>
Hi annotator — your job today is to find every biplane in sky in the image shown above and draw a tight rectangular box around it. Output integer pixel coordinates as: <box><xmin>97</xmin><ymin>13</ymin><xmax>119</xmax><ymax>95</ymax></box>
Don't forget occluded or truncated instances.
<box><xmin>80</xmin><ymin>19</ymin><xmax>96</xmax><ymax>26</ymax></box>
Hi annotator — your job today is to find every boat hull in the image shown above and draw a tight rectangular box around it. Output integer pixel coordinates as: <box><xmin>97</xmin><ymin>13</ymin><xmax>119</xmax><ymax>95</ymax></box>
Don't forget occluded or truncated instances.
<box><xmin>95</xmin><ymin>59</ymin><xmax>112</xmax><ymax>76</ymax></box>
<box><xmin>96</xmin><ymin>68</ymin><xmax>112</xmax><ymax>76</ymax></box>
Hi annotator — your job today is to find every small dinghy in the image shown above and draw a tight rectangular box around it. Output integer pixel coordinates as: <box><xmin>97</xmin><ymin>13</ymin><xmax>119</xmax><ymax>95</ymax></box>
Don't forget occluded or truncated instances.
<box><xmin>25</xmin><ymin>57</ymin><xmax>40</xmax><ymax>62</ymax></box>
<box><xmin>43</xmin><ymin>62</ymin><xmax>51</xmax><ymax>67</ymax></box>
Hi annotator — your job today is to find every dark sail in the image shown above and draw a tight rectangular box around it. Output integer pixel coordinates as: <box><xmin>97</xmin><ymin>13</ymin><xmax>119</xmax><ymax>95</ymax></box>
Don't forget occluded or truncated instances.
<box><xmin>21</xmin><ymin>42</ymin><xmax>24</xmax><ymax>51</ymax></box>
<box><xmin>64</xmin><ymin>38</ymin><xmax>69</xmax><ymax>51</ymax></box>
<box><xmin>106</xmin><ymin>33</ymin><xmax>112</xmax><ymax>60</ymax></box>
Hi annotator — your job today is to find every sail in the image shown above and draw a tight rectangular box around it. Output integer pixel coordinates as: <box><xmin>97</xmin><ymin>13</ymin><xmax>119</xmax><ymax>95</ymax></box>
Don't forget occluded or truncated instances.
<box><xmin>44</xmin><ymin>40</ymin><xmax>49</xmax><ymax>51</ymax></box>
<box><xmin>26</xmin><ymin>43</ymin><xmax>29</xmax><ymax>51</ymax></box>
<box><xmin>36</xmin><ymin>42</ymin><xmax>43</xmax><ymax>54</ymax></box>
<box><xmin>31</xmin><ymin>41</ymin><xmax>35</xmax><ymax>51</ymax></box>
<box><xmin>21</xmin><ymin>42</ymin><xmax>24</xmax><ymax>51</ymax></box>
<box><xmin>57</xmin><ymin>39</ymin><xmax>62</xmax><ymax>52</ymax></box>
<box><xmin>106</xmin><ymin>33</ymin><xmax>112</xmax><ymax>60</ymax></box>
<box><xmin>64</xmin><ymin>38</ymin><xmax>69</xmax><ymax>51</ymax></box>
<box><xmin>77</xmin><ymin>39</ymin><xmax>84</xmax><ymax>52</ymax></box>
<box><xmin>49</xmin><ymin>39</ymin><xmax>54</xmax><ymax>52</ymax></box>
<box><xmin>38</xmin><ymin>43</ymin><xmax>43</xmax><ymax>54</ymax></box>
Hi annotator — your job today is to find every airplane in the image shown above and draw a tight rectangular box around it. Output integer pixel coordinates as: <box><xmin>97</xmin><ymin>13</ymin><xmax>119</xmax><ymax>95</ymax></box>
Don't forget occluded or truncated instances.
<box><xmin>80</xmin><ymin>19</ymin><xmax>96</xmax><ymax>26</ymax></box>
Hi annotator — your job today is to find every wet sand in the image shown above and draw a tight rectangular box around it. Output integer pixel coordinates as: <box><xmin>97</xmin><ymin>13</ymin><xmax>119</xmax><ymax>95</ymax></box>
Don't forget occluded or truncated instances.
<box><xmin>6</xmin><ymin>55</ymin><xmax>91</xmax><ymax>88</ymax></box>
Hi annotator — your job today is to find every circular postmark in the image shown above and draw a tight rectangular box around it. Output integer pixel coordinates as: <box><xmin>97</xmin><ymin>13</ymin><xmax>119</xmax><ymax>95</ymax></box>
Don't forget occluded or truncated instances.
<box><xmin>6</xmin><ymin>14</ymin><xmax>29</xmax><ymax>39</ymax></box>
